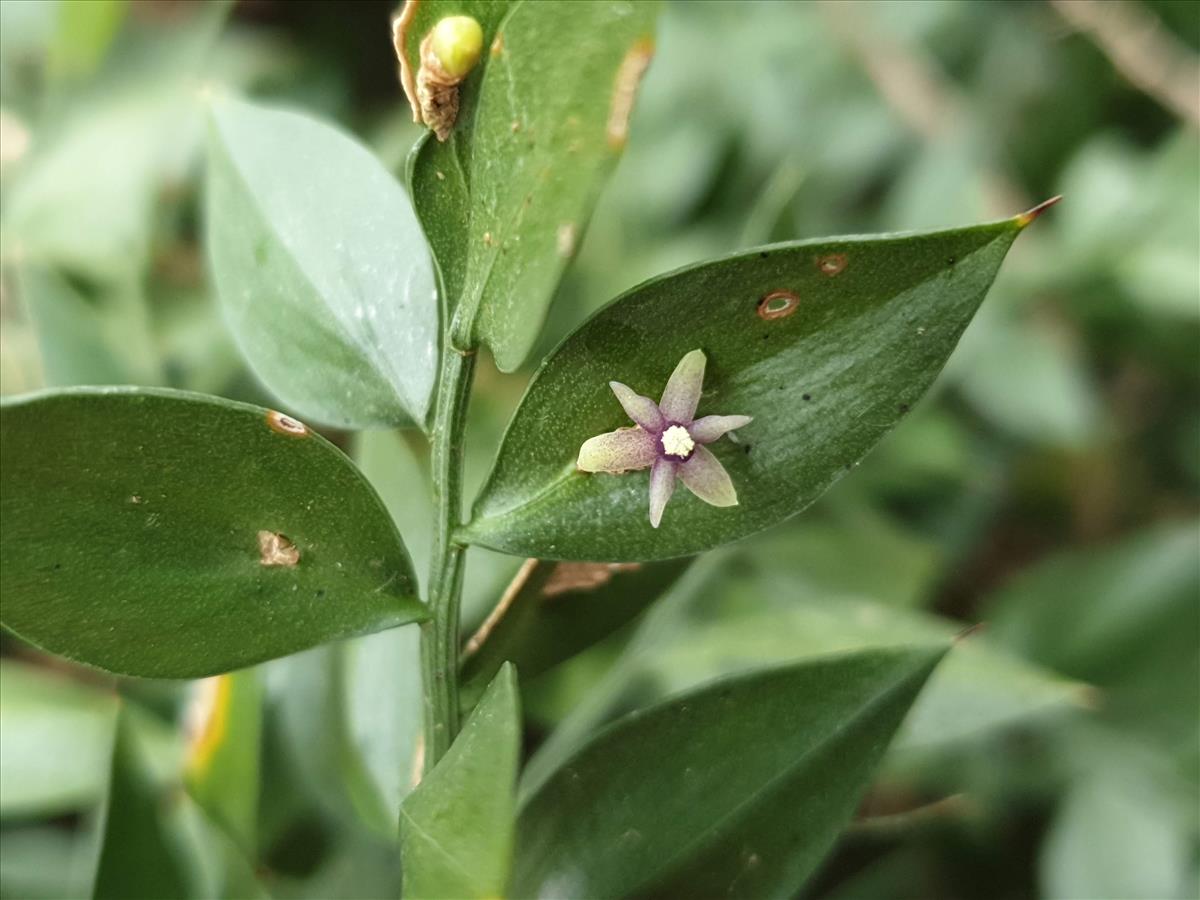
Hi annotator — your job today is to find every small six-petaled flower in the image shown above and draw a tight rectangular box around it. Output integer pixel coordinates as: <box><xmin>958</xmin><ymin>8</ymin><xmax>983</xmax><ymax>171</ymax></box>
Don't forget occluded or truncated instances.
<box><xmin>576</xmin><ymin>349</ymin><xmax>752</xmax><ymax>528</ymax></box>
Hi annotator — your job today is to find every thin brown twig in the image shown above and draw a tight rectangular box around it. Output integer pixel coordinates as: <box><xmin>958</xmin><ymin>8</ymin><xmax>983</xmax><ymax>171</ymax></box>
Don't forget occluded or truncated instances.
<box><xmin>1050</xmin><ymin>0</ymin><xmax>1200</xmax><ymax>129</ymax></box>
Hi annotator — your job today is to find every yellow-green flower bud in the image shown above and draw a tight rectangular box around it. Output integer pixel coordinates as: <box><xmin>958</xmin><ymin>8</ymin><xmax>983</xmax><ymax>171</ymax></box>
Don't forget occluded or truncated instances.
<box><xmin>429</xmin><ymin>15</ymin><xmax>483</xmax><ymax>80</ymax></box>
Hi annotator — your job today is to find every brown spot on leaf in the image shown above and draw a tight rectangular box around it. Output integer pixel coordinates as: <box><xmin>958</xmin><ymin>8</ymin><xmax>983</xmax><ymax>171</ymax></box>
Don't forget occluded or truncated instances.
<box><xmin>266</xmin><ymin>410</ymin><xmax>308</xmax><ymax>437</ymax></box>
<box><xmin>415</xmin><ymin>30</ymin><xmax>465</xmax><ymax>142</ymax></box>
<box><xmin>258</xmin><ymin>531</ymin><xmax>300</xmax><ymax>567</ymax></box>
<box><xmin>607</xmin><ymin>38</ymin><xmax>654</xmax><ymax>150</ymax></box>
<box><xmin>490</xmin><ymin>31</ymin><xmax>504</xmax><ymax>57</ymax></box>
<box><xmin>817</xmin><ymin>253</ymin><xmax>847</xmax><ymax>276</ymax></box>
<box><xmin>757</xmin><ymin>290</ymin><xmax>800</xmax><ymax>321</ymax></box>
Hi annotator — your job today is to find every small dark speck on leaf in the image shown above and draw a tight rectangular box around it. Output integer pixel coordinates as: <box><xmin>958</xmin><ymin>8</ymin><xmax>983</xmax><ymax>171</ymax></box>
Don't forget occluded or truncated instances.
<box><xmin>898</xmin><ymin>402</ymin><xmax>910</xmax><ymax>413</ymax></box>
<box><xmin>743</xmin><ymin>445</ymin><xmax>752</xmax><ymax>455</ymax></box>
<box><xmin>947</xmin><ymin>256</ymin><xmax>957</xmax><ymax>265</ymax></box>
<box><xmin>759</xmin><ymin>251</ymin><xmax>769</xmax><ymax>259</ymax></box>
<box><xmin>802</xmin><ymin>393</ymin><xmax>812</xmax><ymax>401</ymax></box>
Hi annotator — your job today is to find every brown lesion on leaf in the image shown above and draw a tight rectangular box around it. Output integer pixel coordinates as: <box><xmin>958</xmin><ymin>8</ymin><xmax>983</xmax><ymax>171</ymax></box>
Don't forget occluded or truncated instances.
<box><xmin>266</xmin><ymin>410</ymin><xmax>308</xmax><ymax>437</ymax></box>
<box><xmin>757</xmin><ymin>290</ymin><xmax>800</xmax><ymax>321</ymax></box>
<box><xmin>416</xmin><ymin>31</ymin><xmax>464</xmax><ymax>142</ymax></box>
<box><xmin>490</xmin><ymin>31</ymin><xmax>504</xmax><ymax>57</ymax></box>
<box><xmin>607</xmin><ymin>37</ymin><xmax>655</xmax><ymax>150</ymax></box>
<box><xmin>816</xmin><ymin>253</ymin><xmax>848</xmax><ymax>276</ymax></box>
<box><xmin>258</xmin><ymin>531</ymin><xmax>300</xmax><ymax>567</ymax></box>
<box><xmin>543</xmin><ymin>561</ymin><xmax>641</xmax><ymax>598</ymax></box>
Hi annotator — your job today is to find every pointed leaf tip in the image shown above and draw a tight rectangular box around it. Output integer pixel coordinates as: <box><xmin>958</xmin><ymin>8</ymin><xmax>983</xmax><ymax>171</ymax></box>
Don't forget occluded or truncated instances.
<box><xmin>1013</xmin><ymin>195</ymin><xmax>1063</xmax><ymax>229</ymax></box>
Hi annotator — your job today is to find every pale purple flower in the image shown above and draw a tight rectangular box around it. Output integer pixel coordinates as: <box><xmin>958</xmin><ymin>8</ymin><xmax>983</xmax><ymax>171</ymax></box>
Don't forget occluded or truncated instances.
<box><xmin>576</xmin><ymin>349</ymin><xmax>752</xmax><ymax>528</ymax></box>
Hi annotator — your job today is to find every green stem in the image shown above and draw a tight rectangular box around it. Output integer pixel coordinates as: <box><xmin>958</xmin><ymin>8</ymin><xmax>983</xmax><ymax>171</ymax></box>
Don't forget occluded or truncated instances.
<box><xmin>420</xmin><ymin>341</ymin><xmax>475</xmax><ymax>771</ymax></box>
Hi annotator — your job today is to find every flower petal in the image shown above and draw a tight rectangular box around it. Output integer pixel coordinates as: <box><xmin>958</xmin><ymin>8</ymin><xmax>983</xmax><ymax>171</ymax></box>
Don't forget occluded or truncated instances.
<box><xmin>648</xmin><ymin>457</ymin><xmax>676</xmax><ymax>528</ymax></box>
<box><xmin>577</xmin><ymin>427</ymin><xmax>657</xmax><ymax>473</ymax></box>
<box><xmin>678</xmin><ymin>445</ymin><xmax>738</xmax><ymax>507</ymax></box>
<box><xmin>609</xmin><ymin>381</ymin><xmax>665</xmax><ymax>432</ymax></box>
<box><xmin>689</xmin><ymin>414</ymin><xmax>753</xmax><ymax>444</ymax></box>
<box><xmin>658</xmin><ymin>349</ymin><xmax>706</xmax><ymax>424</ymax></box>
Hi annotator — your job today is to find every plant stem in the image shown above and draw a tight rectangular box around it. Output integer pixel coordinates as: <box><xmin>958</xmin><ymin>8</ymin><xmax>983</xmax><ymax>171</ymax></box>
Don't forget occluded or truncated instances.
<box><xmin>420</xmin><ymin>341</ymin><xmax>475</xmax><ymax>772</ymax></box>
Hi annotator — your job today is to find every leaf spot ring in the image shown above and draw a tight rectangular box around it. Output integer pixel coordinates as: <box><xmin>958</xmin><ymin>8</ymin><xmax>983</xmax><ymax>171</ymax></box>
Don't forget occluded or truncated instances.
<box><xmin>757</xmin><ymin>290</ymin><xmax>800</xmax><ymax>321</ymax></box>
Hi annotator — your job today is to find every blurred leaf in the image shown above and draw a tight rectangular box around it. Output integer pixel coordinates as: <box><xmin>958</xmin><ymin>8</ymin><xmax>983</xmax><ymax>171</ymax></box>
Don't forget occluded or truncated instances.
<box><xmin>272</xmin><ymin>643</ymin><xmax>403</xmax><ymax>838</ymax></box>
<box><xmin>986</xmin><ymin>520</ymin><xmax>1199</xmax><ymax>686</ymax></box>
<box><xmin>513</xmin><ymin>646</ymin><xmax>947</xmax><ymax>899</ymax></box>
<box><xmin>987</xmin><ymin>520</ymin><xmax>1200</xmax><ymax>751</ymax></box>
<box><xmin>344</xmin><ymin>626</ymin><xmax>425</xmax><ymax>826</ymax></box>
<box><xmin>206</xmin><ymin>96</ymin><xmax>437</xmax><ymax>430</ymax></box>
<box><xmin>955</xmin><ymin>310</ymin><xmax>1102</xmax><ymax>448</ymax></box>
<box><xmin>0</xmin><ymin>825</ymin><xmax>94</xmax><ymax>899</ymax></box>
<box><xmin>400</xmin><ymin>664</ymin><xmax>520</xmax><ymax>900</ymax></box>
<box><xmin>0</xmin><ymin>659</ymin><xmax>116</xmax><ymax>818</ymax></box>
<box><xmin>92</xmin><ymin>709</ymin><xmax>195</xmax><ymax>900</ymax></box>
<box><xmin>408</xmin><ymin>0</ymin><xmax>661</xmax><ymax>371</ymax></box>
<box><xmin>0</xmin><ymin>387</ymin><xmax>424</xmax><ymax>678</ymax></box>
<box><xmin>464</xmin><ymin>217</ymin><xmax>1030</xmax><ymax>560</ymax></box>
<box><xmin>3</xmin><ymin>2</ymin><xmax>227</xmax><ymax>280</ymax></box>
<box><xmin>1042</xmin><ymin>767</ymin><xmax>1195</xmax><ymax>900</ymax></box>
<box><xmin>48</xmin><ymin>0</ymin><xmax>127</xmax><ymax>82</ymax></box>
<box><xmin>184</xmin><ymin>671</ymin><xmax>262</xmax><ymax>854</ymax></box>
<box><xmin>16</xmin><ymin>264</ymin><xmax>159</xmax><ymax>386</ymax></box>
<box><xmin>459</xmin><ymin>557</ymin><xmax>691</xmax><ymax>710</ymax></box>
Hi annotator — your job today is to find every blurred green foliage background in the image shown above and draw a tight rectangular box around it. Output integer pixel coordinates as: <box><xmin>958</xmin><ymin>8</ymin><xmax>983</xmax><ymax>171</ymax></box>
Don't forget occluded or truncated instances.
<box><xmin>1</xmin><ymin>1</ymin><xmax>1197</xmax><ymax>898</ymax></box>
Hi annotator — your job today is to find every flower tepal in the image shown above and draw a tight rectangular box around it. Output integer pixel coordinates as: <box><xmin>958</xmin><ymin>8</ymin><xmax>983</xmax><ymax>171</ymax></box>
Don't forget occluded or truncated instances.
<box><xmin>577</xmin><ymin>350</ymin><xmax>752</xmax><ymax>528</ymax></box>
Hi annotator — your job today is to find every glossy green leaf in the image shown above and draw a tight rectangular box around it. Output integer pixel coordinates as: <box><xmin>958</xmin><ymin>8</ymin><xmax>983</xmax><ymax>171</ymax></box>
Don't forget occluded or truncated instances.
<box><xmin>184</xmin><ymin>671</ymin><xmax>262</xmax><ymax>853</ymax></box>
<box><xmin>0</xmin><ymin>387</ymin><xmax>424</xmax><ymax>678</ymax></box>
<box><xmin>513</xmin><ymin>646</ymin><xmax>947</xmax><ymax>899</ymax></box>
<box><xmin>0</xmin><ymin>659</ymin><xmax>117</xmax><ymax>818</ymax></box>
<box><xmin>400</xmin><ymin>664</ymin><xmax>521</xmax><ymax>900</ymax></box>
<box><xmin>463</xmin><ymin>215</ymin><xmax>1034</xmax><ymax>560</ymax></box>
<box><xmin>459</xmin><ymin>557</ymin><xmax>691</xmax><ymax>709</ymax></box>
<box><xmin>407</xmin><ymin>0</ymin><xmax>661</xmax><ymax>371</ymax></box>
<box><xmin>92</xmin><ymin>709</ymin><xmax>195</xmax><ymax>900</ymax></box>
<box><xmin>206</xmin><ymin>96</ymin><xmax>437</xmax><ymax>430</ymax></box>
